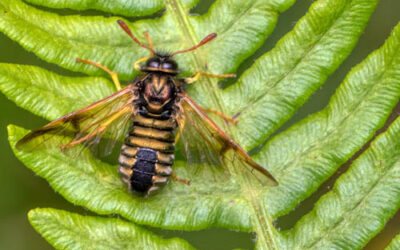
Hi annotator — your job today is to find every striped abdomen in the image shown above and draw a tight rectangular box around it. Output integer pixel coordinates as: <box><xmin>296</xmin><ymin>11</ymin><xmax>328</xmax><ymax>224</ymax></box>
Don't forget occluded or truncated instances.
<box><xmin>118</xmin><ymin>113</ymin><xmax>176</xmax><ymax>195</ymax></box>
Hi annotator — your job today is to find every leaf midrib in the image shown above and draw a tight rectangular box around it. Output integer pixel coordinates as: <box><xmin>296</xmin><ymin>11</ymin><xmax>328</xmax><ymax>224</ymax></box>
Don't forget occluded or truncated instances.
<box><xmin>214</xmin><ymin>1</ymin><xmax>257</xmax><ymax>37</ymax></box>
<box><xmin>45</xmin><ymin>217</ymin><xmax>122</xmax><ymax>249</ymax></box>
<box><xmin>163</xmin><ymin>1</ymin><xmax>285</xmax><ymax>247</ymax></box>
<box><xmin>167</xmin><ymin>0</ymin><xmax>227</xmax><ymax>111</ymax></box>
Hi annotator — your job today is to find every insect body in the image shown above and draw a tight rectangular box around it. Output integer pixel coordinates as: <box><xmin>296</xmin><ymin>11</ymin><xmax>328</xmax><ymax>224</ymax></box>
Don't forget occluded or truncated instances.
<box><xmin>119</xmin><ymin>60</ymin><xmax>179</xmax><ymax>194</ymax></box>
<box><xmin>17</xmin><ymin>20</ymin><xmax>278</xmax><ymax>196</ymax></box>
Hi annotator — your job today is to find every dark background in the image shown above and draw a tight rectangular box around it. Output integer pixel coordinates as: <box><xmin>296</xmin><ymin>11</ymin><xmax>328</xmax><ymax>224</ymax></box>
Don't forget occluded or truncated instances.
<box><xmin>1</xmin><ymin>1</ymin><xmax>400</xmax><ymax>249</ymax></box>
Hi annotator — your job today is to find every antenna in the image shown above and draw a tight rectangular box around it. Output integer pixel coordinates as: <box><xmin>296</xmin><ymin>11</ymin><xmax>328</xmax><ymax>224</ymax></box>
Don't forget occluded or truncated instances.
<box><xmin>117</xmin><ymin>20</ymin><xmax>155</xmax><ymax>55</ymax></box>
<box><xmin>171</xmin><ymin>33</ymin><xmax>217</xmax><ymax>57</ymax></box>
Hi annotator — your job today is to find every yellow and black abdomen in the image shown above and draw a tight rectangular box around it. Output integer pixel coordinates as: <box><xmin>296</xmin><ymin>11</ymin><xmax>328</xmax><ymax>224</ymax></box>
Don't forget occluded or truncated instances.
<box><xmin>118</xmin><ymin>113</ymin><xmax>176</xmax><ymax>195</ymax></box>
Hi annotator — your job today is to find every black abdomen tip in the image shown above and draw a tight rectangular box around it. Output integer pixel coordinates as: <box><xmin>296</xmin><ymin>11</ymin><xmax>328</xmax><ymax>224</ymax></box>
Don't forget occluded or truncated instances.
<box><xmin>130</xmin><ymin>148</ymin><xmax>157</xmax><ymax>192</ymax></box>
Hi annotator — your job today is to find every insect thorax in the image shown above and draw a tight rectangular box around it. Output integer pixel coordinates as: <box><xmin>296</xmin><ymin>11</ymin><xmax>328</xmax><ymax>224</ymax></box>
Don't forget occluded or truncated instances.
<box><xmin>140</xmin><ymin>73</ymin><xmax>177</xmax><ymax>114</ymax></box>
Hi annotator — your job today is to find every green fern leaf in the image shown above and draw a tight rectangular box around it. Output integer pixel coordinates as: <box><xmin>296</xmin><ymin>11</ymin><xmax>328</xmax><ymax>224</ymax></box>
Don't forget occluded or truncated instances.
<box><xmin>28</xmin><ymin>208</ymin><xmax>194</xmax><ymax>249</ymax></box>
<box><xmin>2</xmin><ymin>0</ymin><xmax>400</xmax><ymax>249</ymax></box>
<box><xmin>23</xmin><ymin>0</ymin><xmax>165</xmax><ymax>17</ymax></box>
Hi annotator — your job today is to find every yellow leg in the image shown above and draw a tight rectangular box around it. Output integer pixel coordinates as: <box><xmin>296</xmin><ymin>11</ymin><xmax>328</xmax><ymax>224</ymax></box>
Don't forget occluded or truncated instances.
<box><xmin>76</xmin><ymin>58</ymin><xmax>121</xmax><ymax>90</ymax></box>
<box><xmin>134</xmin><ymin>56</ymin><xmax>151</xmax><ymax>71</ymax></box>
<box><xmin>201</xmin><ymin>107</ymin><xmax>238</xmax><ymax>125</ymax></box>
<box><xmin>184</xmin><ymin>72</ymin><xmax>201</xmax><ymax>84</ymax></box>
<box><xmin>184</xmin><ymin>72</ymin><xmax>236</xmax><ymax>84</ymax></box>
<box><xmin>172</xmin><ymin>173</ymin><xmax>191</xmax><ymax>185</ymax></box>
<box><xmin>143</xmin><ymin>31</ymin><xmax>153</xmax><ymax>51</ymax></box>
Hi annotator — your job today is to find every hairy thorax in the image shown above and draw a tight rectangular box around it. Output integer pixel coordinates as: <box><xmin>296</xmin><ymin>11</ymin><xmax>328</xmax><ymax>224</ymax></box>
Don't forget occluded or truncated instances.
<box><xmin>142</xmin><ymin>74</ymin><xmax>175</xmax><ymax>113</ymax></box>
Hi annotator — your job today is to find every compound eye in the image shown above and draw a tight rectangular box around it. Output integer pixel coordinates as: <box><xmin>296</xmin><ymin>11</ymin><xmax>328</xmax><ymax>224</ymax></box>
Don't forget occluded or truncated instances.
<box><xmin>162</xmin><ymin>60</ymin><xmax>177</xmax><ymax>70</ymax></box>
<box><xmin>146</xmin><ymin>58</ymin><xmax>160</xmax><ymax>68</ymax></box>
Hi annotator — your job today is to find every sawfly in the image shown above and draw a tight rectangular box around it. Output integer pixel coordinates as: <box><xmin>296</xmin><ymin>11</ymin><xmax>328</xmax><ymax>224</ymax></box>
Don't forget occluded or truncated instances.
<box><xmin>17</xmin><ymin>20</ymin><xmax>278</xmax><ymax>195</ymax></box>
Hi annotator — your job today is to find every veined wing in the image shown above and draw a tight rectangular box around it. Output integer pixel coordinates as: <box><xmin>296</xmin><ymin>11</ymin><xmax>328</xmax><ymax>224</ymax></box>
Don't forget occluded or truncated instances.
<box><xmin>177</xmin><ymin>92</ymin><xmax>278</xmax><ymax>186</ymax></box>
<box><xmin>16</xmin><ymin>83</ymin><xmax>138</xmax><ymax>156</ymax></box>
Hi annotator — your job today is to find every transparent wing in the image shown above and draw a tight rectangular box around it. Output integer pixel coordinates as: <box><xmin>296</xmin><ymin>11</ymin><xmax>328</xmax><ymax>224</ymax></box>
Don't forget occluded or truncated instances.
<box><xmin>16</xmin><ymin>84</ymin><xmax>138</xmax><ymax>156</ymax></box>
<box><xmin>177</xmin><ymin>92</ymin><xmax>278</xmax><ymax>186</ymax></box>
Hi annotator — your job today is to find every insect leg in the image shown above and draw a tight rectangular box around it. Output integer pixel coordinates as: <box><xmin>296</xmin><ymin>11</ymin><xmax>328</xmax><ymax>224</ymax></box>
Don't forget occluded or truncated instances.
<box><xmin>76</xmin><ymin>58</ymin><xmax>122</xmax><ymax>90</ymax></box>
<box><xmin>134</xmin><ymin>56</ymin><xmax>151</xmax><ymax>71</ymax></box>
<box><xmin>200</xmin><ymin>107</ymin><xmax>238</xmax><ymax>125</ymax></box>
<box><xmin>184</xmin><ymin>72</ymin><xmax>236</xmax><ymax>84</ymax></box>
<box><xmin>172</xmin><ymin>173</ymin><xmax>191</xmax><ymax>185</ymax></box>
<box><xmin>143</xmin><ymin>31</ymin><xmax>153</xmax><ymax>51</ymax></box>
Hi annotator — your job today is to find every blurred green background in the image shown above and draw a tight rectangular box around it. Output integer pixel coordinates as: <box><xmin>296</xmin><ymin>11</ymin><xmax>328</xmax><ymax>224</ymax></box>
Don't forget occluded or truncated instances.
<box><xmin>1</xmin><ymin>1</ymin><xmax>400</xmax><ymax>249</ymax></box>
